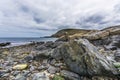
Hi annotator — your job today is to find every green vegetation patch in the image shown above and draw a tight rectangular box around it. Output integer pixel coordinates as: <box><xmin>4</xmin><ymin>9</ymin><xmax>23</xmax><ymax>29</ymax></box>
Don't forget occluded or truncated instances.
<box><xmin>53</xmin><ymin>75</ymin><xmax>65</xmax><ymax>80</ymax></box>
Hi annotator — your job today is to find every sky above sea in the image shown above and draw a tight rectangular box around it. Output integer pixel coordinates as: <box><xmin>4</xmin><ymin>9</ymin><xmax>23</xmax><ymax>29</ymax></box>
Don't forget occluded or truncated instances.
<box><xmin>0</xmin><ymin>0</ymin><xmax>120</xmax><ymax>37</ymax></box>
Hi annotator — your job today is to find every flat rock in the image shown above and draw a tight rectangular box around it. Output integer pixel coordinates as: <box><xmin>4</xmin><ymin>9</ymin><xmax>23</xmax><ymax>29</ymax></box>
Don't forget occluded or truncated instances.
<box><xmin>33</xmin><ymin>72</ymin><xmax>50</xmax><ymax>80</ymax></box>
<box><xmin>60</xmin><ymin>70</ymin><xmax>81</xmax><ymax>80</ymax></box>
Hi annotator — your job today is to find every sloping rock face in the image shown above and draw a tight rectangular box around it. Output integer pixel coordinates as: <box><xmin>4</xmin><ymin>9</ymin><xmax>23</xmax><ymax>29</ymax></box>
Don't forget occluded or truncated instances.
<box><xmin>85</xmin><ymin>26</ymin><xmax>120</xmax><ymax>40</ymax></box>
<box><xmin>56</xmin><ymin>39</ymin><xmax>119</xmax><ymax>79</ymax></box>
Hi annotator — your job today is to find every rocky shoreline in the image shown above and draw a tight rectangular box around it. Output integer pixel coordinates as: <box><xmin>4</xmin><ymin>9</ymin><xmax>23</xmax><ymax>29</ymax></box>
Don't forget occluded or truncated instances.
<box><xmin>0</xmin><ymin>26</ymin><xmax>120</xmax><ymax>80</ymax></box>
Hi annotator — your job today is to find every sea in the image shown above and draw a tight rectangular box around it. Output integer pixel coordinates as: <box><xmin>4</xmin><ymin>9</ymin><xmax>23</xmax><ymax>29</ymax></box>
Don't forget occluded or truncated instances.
<box><xmin>0</xmin><ymin>37</ymin><xmax>57</xmax><ymax>47</ymax></box>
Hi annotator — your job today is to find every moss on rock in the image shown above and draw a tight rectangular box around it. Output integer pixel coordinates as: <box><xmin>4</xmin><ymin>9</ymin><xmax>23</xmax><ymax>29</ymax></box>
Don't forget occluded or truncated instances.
<box><xmin>52</xmin><ymin>75</ymin><xmax>65</xmax><ymax>80</ymax></box>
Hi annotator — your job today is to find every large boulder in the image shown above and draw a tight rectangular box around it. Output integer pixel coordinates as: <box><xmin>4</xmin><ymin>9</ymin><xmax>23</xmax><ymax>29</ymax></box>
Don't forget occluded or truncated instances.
<box><xmin>57</xmin><ymin>39</ymin><xmax>119</xmax><ymax>78</ymax></box>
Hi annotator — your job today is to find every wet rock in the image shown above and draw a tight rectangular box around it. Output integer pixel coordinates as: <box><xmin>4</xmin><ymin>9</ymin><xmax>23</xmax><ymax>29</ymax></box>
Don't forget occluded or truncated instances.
<box><xmin>47</xmin><ymin>65</ymin><xmax>60</xmax><ymax>74</ymax></box>
<box><xmin>60</xmin><ymin>70</ymin><xmax>81</xmax><ymax>80</ymax></box>
<box><xmin>33</xmin><ymin>72</ymin><xmax>50</xmax><ymax>80</ymax></box>
<box><xmin>58</xmin><ymin>39</ymin><xmax>118</xmax><ymax>77</ymax></box>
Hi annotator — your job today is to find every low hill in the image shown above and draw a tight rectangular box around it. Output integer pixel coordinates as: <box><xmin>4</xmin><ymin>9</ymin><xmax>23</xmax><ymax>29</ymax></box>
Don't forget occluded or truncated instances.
<box><xmin>51</xmin><ymin>28</ymin><xmax>98</xmax><ymax>38</ymax></box>
<box><xmin>51</xmin><ymin>25</ymin><xmax>120</xmax><ymax>41</ymax></box>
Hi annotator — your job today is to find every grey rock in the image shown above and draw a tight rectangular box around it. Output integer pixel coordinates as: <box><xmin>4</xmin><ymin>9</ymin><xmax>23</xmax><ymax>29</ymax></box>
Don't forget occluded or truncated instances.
<box><xmin>114</xmin><ymin>50</ymin><xmax>120</xmax><ymax>62</ymax></box>
<box><xmin>30</xmin><ymin>65</ymin><xmax>35</xmax><ymax>71</ymax></box>
<box><xmin>38</xmin><ymin>64</ymin><xmax>49</xmax><ymax>70</ymax></box>
<box><xmin>42</xmin><ymin>59</ymin><xmax>48</xmax><ymax>64</ymax></box>
<box><xmin>51</xmin><ymin>46</ymin><xmax>62</xmax><ymax>60</ymax></box>
<box><xmin>0</xmin><ymin>70</ymin><xmax>9</xmax><ymax>77</ymax></box>
<box><xmin>60</xmin><ymin>70</ymin><xmax>81</xmax><ymax>80</ymax></box>
<box><xmin>15</xmin><ymin>74</ymin><xmax>26</xmax><ymax>80</ymax></box>
<box><xmin>13</xmin><ymin>71</ymin><xmax>21</xmax><ymax>76</ymax></box>
<box><xmin>91</xmin><ymin>35</ymin><xmax>120</xmax><ymax>50</ymax></box>
<box><xmin>33</xmin><ymin>72</ymin><xmax>49</xmax><ymax>80</ymax></box>
<box><xmin>47</xmin><ymin>65</ymin><xmax>60</xmax><ymax>74</ymax></box>
<box><xmin>24</xmin><ymin>55</ymin><xmax>33</xmax><ymax>62</ymax></box>
<box><xmin>49</xmin><ymin>59</ymin><xmax>56</xmax><ymax>65</ymax></box>
<box><xmin>2</xmin><ymin>73</ymin><xmax>10</xmax><ymax>77</ymax></box>
<box><xmin>34</xmin><ymin>49</ymin><xmax>54</xmax><ymax>60</ymax></box>
<box><xmin>54</xmin><ymin>63</ymin><xmax>63</xmax><ymax>67</ymax></box>
<box><xmin>58</xmin><ymin>39</ymin><xmax>118</xmax><ymax>77</ymax></box>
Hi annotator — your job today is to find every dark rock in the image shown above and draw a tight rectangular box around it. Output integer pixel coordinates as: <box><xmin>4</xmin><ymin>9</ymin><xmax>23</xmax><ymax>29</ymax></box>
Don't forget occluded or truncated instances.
<box><xmin>45</xmin><ymin>41</ymin><xmax>54</xmax><ymax>48</ymax></box>
<box><xmin>91</xmin><ymin>35</ymin><xmax>120</xmax><ymax>50</ymax></box>
<box><xmin>114</xmin><ymin>50</ymin><xmax>120</xmax><ymax>62</ymax></box>
<box><xmin>24</xmin><ymin>55</ymin><xmax>33</xmax><ymax>62</ymax></box>
<box><xmin>49</xmin><ymin>59</ymin><xmax>57</xmax><ymax>65</ymax></box>
<box><xmin>60</xmin><ymin>70</ymin><xmax>81</xmax><ymax>80</ymax></box>
<box><xmin>58</xmin><ymin>39</ymin><xmax>118</xmax><ymax>77</ymax></box>
<box><xmin>36</xmin><ymin>42</ymin><xmax>45</xmax><ymax>45</ymax></box>
<box><xmin>0</xmin><ymin>42</ymin><xmax>11</xmax><ymax>47</ymax></box>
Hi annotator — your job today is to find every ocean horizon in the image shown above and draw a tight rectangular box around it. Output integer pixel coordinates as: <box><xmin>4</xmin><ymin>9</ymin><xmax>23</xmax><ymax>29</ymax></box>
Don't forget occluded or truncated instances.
<box><xmin>0</xmin><ymin>37</ymin><xmax>57</xmax><ymax>47</ymax></box>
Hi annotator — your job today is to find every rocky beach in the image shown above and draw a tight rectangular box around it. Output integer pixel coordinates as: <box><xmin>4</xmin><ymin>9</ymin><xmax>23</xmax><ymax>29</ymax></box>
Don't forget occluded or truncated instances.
<box><xmin>0</xmin><ymin>26</ymin><xmax>120</xmax><ymax>80</ymax></box>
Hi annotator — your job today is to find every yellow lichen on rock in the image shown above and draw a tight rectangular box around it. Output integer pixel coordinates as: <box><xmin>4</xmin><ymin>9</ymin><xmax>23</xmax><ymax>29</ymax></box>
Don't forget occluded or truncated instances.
<box><xmin>13</xmin><ymin>64</ymin><xmax>28</xmax><ymax>70</ymax></box>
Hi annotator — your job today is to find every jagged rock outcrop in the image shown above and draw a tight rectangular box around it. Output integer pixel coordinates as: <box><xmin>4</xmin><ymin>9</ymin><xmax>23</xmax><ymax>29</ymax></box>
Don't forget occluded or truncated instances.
<box><xmin>54</xmin><ymin>39</ymin><xmax>119</xmax><ymax>79</ymax></box>
<box><xmin>91</xmin><ymin>35</ymin><xmax>120</xmax><ymax>50</ymax></box>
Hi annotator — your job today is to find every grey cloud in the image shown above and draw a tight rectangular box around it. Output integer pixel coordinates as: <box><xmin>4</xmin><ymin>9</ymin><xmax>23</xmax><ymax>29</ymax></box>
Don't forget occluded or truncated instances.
<box><xmin>20</xmin><ymin>5</ymin><xmax>30</xmax><ymax>13</ymax></box>
<box><xmin>84</xmin><ymin>14</ymin><xmax>105</xmax><ymax>24</ymax></box>
<box><xmin>0</xmin><ymin>0</ymin><xmax>120</xmax><ymax>37</ymax></box>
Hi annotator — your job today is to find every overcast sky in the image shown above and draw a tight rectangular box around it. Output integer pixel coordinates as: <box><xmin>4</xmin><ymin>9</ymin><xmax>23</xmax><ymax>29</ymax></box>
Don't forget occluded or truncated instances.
<box><xmin>0</xmin><ymin>0</ymin><xmax>120</xmax><ymax>37</ymax></box>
